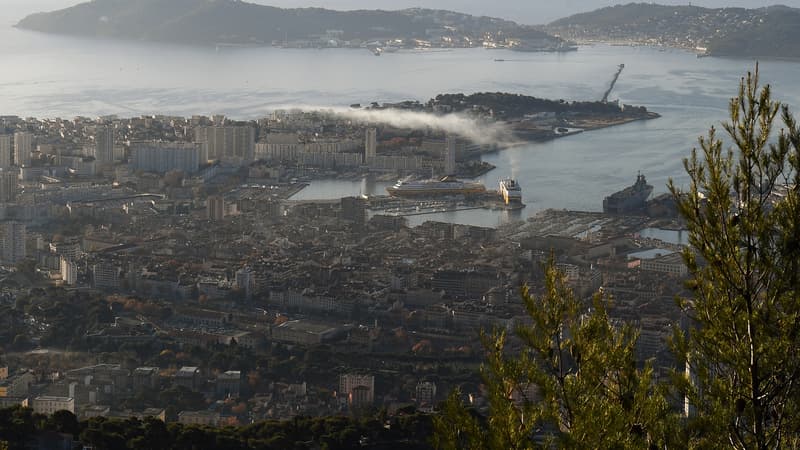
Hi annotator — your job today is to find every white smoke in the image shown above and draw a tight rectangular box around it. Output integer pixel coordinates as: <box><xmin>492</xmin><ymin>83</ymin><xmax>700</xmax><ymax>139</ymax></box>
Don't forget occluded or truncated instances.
<box><xmin>270</xmin><ymin>105</ymin><xmax>518</xmax><ymax>146</ymax></box>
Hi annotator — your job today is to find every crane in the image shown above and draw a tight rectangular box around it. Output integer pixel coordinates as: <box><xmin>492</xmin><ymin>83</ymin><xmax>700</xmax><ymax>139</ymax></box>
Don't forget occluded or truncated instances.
<box><xmin>601</xmin><ymin>64</ymin><xmax>625</xmax><ymax>103</ymax></box>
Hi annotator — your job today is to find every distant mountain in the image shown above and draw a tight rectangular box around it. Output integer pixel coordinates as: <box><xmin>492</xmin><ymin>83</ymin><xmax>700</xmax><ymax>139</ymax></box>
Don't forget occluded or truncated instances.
<box><xmin>545</xmin><ymin>2</ymin><xmax>800</xmax><ymax>59</ymax></box>
<box><xmin>15</xmin><ymin>0</ymin><xmax>562</xmax><ymax>49</ymax></box>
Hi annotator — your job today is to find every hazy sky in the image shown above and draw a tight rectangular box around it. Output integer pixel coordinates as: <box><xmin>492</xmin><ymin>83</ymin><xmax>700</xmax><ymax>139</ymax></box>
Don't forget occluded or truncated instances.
<box><xmin>8</xmin><ymin>0</ymin><xmax>800</xmax><ymax>24</ymax></box>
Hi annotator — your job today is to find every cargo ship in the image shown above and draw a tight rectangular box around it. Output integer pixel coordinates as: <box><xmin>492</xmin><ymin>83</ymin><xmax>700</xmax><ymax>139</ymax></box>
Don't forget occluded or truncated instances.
<box><xmin>499</xmin><ymin>178</ymin><xmax>522</xmax><ymax>205</ymax></box>
<box><xmin>386</xmin><ymin>176</ymin><xmax>486</xmax><ymax>198</ymax></box>
<box><xmin>603</xmin><ymin>173</ymin><xmax>653</xmax><ymax>214</ymax></box>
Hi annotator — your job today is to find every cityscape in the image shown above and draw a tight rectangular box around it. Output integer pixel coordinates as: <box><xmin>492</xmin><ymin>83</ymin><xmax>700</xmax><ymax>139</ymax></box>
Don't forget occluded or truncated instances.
<box><xmin>1</xmin><ymin>0</ymin><xmax>800</xmax><ymax>449</ymax></box>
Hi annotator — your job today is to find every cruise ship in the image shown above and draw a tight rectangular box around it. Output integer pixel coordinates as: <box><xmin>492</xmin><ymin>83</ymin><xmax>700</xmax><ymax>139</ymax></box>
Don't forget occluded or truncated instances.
<box><xmin>386</xmin><ymin>176</ymin><xmax>486</xmax><ymax>198</ymax></box>
<box><xmin>499</xmin><ymin>178</ymin><xmax>522</xmax><ymax>205</ymax></box>
<box><xmin>603</xmin><ymin>173</ymin><xmax>653</xmax><ymax>214</ymax></box>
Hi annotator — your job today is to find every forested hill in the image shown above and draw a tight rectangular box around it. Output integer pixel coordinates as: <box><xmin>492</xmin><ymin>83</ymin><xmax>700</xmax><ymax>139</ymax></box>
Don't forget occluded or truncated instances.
<box><xmin>15</xmin><ymin>0</ymin><xmax>557</xmax><ymax>47</ymax></box>
<box><xmin>545</xmin><ymin>3</ymin><xmax>800</xmax><ymax>59</ymax></box>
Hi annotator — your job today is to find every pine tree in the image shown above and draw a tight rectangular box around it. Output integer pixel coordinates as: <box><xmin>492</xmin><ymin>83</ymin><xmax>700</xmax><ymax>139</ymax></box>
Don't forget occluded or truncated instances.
<box><xmin>433</xmin><ymin>259</ymin><xmax>677</xmax><ymax>449</ymax></box>
<box><xmin>669</xmin><ymin>66</ymin><xmax>800</xmax><ymax>449</ymax></box>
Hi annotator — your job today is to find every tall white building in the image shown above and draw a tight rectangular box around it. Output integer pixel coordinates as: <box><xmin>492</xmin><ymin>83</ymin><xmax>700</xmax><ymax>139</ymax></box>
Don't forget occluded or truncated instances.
<box><xmin>364</xmin><ymin>127</ymin><xmax>377</xmax><ymax>162</ymax></box>
<box><xmin>131</xmin><ymin>141</ymin><xmax>202</xmax><ymax>174</ymax></box>
<box><xmin>0</xmin><ymin>135</ymin><xmax>11</xmax><ymax>169</ymax></box>
<box><xmin>195</xmin><ymin>126</ymin><xmax>255</xmax><ymax>164</ymax></box>
<box><xmin>0</xmin><ymin>221</ymin><xmax>26</xmax><ymax>265</ymax></box>
<box><xmin>13</xmin><ymin>131</ymin><xmax>32</xmax><ymax>167</ymax></box>
<box><xmin>94</xmin><ymin>126</ymin><xmax>114</xmax><ymax>164</ymax></box>
<box><xmin>61</xmin><ymin>256</ymin><xmax>77</xmax><ymax>286</ymax></box>
<box><xmin>444</xmin><ymin>134</ymin><xmax>457</xmax><ymax>175</ymax></box>
<box><xmin>0</xmin><ymin>169</ymin><xmax>19</xmax><ymax>203</ymax></box>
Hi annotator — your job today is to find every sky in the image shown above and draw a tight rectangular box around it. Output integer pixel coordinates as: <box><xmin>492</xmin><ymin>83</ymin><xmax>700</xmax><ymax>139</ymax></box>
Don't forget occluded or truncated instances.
<box><xmin>7</xmin><ymin>0</ymin><xmax>800</xmax><ymax>24</ymax></box>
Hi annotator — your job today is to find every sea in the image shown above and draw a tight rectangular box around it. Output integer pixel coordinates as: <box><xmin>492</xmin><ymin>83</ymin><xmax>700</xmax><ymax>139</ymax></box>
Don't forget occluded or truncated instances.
<box><xmin>4</xmin><ymin>19</ymin><xmax>800</xmax><ymax>228</ymax></box>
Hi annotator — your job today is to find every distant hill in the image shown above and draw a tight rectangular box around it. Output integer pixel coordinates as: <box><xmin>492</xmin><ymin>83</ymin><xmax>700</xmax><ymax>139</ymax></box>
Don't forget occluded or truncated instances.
<box><xmin>15</xmin><ymin>0</ymin><xmax>560</xmax><ymax>49</ymax></box>
<box><xmin>545</xmin><ymin>2</ymin><xmax>800</xmax><ymax>59</ymax></box>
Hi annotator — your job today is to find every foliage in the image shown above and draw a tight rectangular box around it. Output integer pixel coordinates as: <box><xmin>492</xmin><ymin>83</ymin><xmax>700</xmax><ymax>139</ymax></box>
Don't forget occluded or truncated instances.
<box><xmin>434</xmin><ymin>259</ymin><xmax>678</xmax><ymax>449</ymax></box>
<box><xmin>0</xmin><ymin>406</ymin><xmax>434</xmax><ymax>450</ymax></box>
<box><xmin>669</xmin><ymin>67</ymin><xmax>800</xmax><ymax>449</ymax></box>
<box><xmin>428</xmin><ymin>92</ymin><xmax>644</xmax><ymax>119</ymax></box>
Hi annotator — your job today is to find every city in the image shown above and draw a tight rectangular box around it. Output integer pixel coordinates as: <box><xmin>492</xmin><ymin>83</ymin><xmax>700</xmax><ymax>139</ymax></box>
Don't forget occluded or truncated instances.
<box><xmin>2</xmin><ymin>0</ymin><xmax>800</xmax><ymax>448</ymax></box>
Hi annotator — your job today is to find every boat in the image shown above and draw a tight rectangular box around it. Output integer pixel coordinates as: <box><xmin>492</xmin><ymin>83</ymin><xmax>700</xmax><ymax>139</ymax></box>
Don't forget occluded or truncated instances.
<box><xmin>499</xmin><ymin>178</ymin><xmax>522</xmax><ymax>205</ymax></box>
<box><xmin>386</xmin><ymin>176</ymin><xmax>486</xmax><ymax>198</ymax></box>
<box><xmin>603</xmin><ymin>173</ymin><xmax>653</xmax><ymax>214</ymax></box>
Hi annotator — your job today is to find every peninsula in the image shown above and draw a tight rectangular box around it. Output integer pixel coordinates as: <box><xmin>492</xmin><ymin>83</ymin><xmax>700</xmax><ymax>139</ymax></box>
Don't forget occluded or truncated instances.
<box><xmin>544</xmin><ymin>3</ymin><xmax>800</xmax><ymax>59</ymax></box>
<box><xmin>17</xmin><ymin>0</ymin><xmax>572</xmax><ymax>53</ymax></box>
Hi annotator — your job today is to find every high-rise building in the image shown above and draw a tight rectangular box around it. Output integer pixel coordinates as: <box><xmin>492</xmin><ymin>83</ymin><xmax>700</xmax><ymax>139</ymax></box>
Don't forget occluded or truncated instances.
<box><xmin>339</xmin><ymin>374</ymin><xmax>374</xmax><ymax>407</ymax></box>
<box><xmin>13</xmin><ymin>131</ymin><xmax>32</xmax><ymax>167</ymax></box>
<box><xmin>207</xmin><ymin>196</ymin><xmax>225</xmax><ymax>221</ymax></box>
<box><xmin>195</xmin><ymin>126</ymin><xmax>255</xmax><ymax>164</ymax></box>
<box><xmin>94</xmin><ymin>126</ymin><xmax>114</xmax><ymax>164</ymax></box>
<box><xmin>444</xmin><ymin>134</ymin><xmax>457</xmax><ymax>175</ymax></box>
<box><xmin>340</xmin><ymin>196</ymin><xmax>366</xmax><ymax>226</ymax></box>
<box><xmin>0</xmin><ymin>135</ymin><xmax>11</xmax><ymax>169</ymax></box>
<box><xmin>364</xmin><ymin>128</ymin><xmax>377</xmax><ymax>162</ymax></box>
<box><xmin>0</xmin><ymin>169</ymin><xmax>19</xmax><ymax>203</ymax></box>
<box><xmin>0</xmin><ymin>221</ymin><xmax>26</xmax><ymax>265</ymax></box>
<box><xmin>60</xmin><ymin>256</ymin><xmax>77</xmax><ymax>286</ymax></box>
<box><xmin>92</xmin><ymin>262</ymin><xmax>120</xmax><ymax>290</ymax></box>
<box><xmin>415</xmin><ymin>381</ymin><xmax>437</xmax><ymax>407</ymax></box>
<box><xmin>235</xmin><ymin>267</ymin><xmax>255</xmax><ymax>300</ymax></box>
<box><xmin>131</xmin><ymin>141</ymin><xmax>202</xmax><ymax>174</ymax></box>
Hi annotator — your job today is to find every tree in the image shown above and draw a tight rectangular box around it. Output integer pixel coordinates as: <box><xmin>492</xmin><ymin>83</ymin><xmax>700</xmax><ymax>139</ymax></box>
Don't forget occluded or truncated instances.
<box><xmin>669</xmin><ymin>66</ymin><xmax>800</xmax><ymax>449</ymax></box>
<box><xmin>434</xmin><ymin>259</ymin><xmax>677</xmax><ymax>449</ymax></box>
<box><xmin>44</xmin><ymin>410</ymin><xmax>79</xmax><ymax>436</ymax></box>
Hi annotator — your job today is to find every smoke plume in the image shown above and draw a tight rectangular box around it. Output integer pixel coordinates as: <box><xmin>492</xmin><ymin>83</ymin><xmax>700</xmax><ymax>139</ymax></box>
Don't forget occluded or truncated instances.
<box><xmin>272</xmin><ymin>105</ymin><xmax>518</xmax><ymax>146</ymax></box>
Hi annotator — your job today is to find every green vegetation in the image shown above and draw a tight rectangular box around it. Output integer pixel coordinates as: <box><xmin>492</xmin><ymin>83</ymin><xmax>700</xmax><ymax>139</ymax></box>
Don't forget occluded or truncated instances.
<box><xmin>428</xmin><ymin>92</ymin><xmax>649</xmax><ymax>119</ymax></box>
<box><xmin>434</xmin><ymin>68</ymin><xmax>800</xmax><ymax>447</ymax></box>
<box><xmin>433</xmin><ymin>259</ymin><xmax>680</xmax><ymax>449</ymax></box>
<box><xmin>15</xmin><ymin>0</ymin><xmax>546</xmax><ymax>47</ymax></box>
<box><xmin>0</xmin><ymin>405</ymin><xmax>433</xmax><ymax>450</ymax></box>
<box><xmin>669</xmin><ymin>68</ymin><xmax>800</xmax><ymax>449</ymax></box>
<box><xmin>548</xmin><ymin>3</ymin><xmax>800</xmax><ymax>59</ymax></box>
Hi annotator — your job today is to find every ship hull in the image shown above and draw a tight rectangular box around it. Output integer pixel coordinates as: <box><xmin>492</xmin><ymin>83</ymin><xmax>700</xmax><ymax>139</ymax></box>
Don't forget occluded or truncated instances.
<box><xmin>387</xmin><ymin>186</ymin><xmax>485</xmax><ymax>197</ymax></box>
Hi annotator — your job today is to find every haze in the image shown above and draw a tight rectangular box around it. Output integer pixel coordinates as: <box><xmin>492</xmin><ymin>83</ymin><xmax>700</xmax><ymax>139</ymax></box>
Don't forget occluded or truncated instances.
<box><xmin>7</xmin><ymin>0</ymin><xmax>800</xmax><ymax>24</ymax></box>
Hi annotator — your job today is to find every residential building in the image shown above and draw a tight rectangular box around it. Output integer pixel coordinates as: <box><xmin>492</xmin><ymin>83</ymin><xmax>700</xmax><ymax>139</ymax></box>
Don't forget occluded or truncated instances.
<box><xmin>207</xmin><ymin>196</ymin><xmax>224</xmax><ymax>221</ymax></box>
<box><xmin>60</xmin><ymin>256</ymin><xmax>77</xmax><ymax>286</ymax></box>
<box><xmin>235</xmin><ymin>267</ymin><xmax>254</xmax><ymax>300</ymax></box>
<box><xmin>178</xmin><ymin>410</ymin><xmax>219</xmax><ymax>426</ymax></box>
<box><xmin>0</xmin><ymin>135</ymin><xmax>11</xmax><ymax>168</ymax></box>
<box><xmin>195</xmin><ymin>125</ymin><xmax>255</xmax><ymax>164</ymax></box>
<box><xmin>94</xmin><ymin>126</ymin><xmax>114</xmax><ymax>164</ymax></box>
<box><xmin>32</xmin><ymin>396</ymin><xmax>75</xmax><ymax>415</ymax></box>
<box><xmin>92</xmin><ymin>262</ymin><xmax>120</xmax><ymax>290</ymax></box>
<box><xmin>339</xmin><ymin>374</ymin><xmax>374</xmax><ymax>407</ymax></box>
<box><xmin>13</xmin><ymin>131</ymin><xmax>32</xmax><ymax>167</ymax></box>
<box><xmin>175</xmin><ymin>367</ymin><xmax>201</xmax><ymax>391</ymax></box>
<box><xmin>131</xmin><ymin>141</ymin><xmax>202</xmax><ymax>174</ymax></box>
<box><xmin>0</xmin><ymin>221</ymin><xmax>26</xmax><ymax>264</ymax></box>
<box><xmin>0</xmin><ymin>371</ymin><xmax>35</xmax><ymax>397</ymax></box>
<box><xmin>640</xmin><ymin>253</ymin><xmax>688</xmax><ymax>276</ymax></box>
<box><xmin>132</xmin><ymin>367</ymin><xmax>160</xmax><ymax>390</ymax></box>
<box><xmin>215</xmin><ymin>371</ymin><xmax>241</xmax><ymax>398</ymax></box>
<box><xmin>0</xmin><ymin>168</ymin><xmax>18</xmax><ymax>203</ymax></box>
<box><xmin>415</xmin><ymin>381</ymin><xmax>437</xmax><ymax>408</ymax></box>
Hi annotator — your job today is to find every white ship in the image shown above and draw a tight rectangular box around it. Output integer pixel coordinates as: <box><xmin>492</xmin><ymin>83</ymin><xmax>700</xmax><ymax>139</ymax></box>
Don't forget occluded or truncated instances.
<box><xmin>386</xmin><ymin>176</ymin><xmax>486</xmax><ymax>198</ymax></box>
<box><xmin>499</xmin><ymin>178</ymin><xmax>522</xmax><ymax>205</ymax></box>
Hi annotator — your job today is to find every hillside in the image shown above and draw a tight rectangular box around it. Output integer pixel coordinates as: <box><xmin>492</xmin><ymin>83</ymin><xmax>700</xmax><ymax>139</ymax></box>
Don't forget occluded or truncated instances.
<box><xmin>15</xmin><ymin>0</ymin><xmax>561</xmax><ymax>49</ymax></box>
<box><xmin>545</xmin><ymin>3</ymin><xmax>800</xmax><ymax>58</ymax></box>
